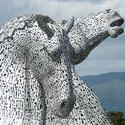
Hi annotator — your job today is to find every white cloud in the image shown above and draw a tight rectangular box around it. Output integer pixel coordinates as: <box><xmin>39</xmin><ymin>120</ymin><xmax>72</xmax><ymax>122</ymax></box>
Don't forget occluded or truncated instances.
<box><xmin>12</xmin><ymin>0</ymin><xmax>125</xmax><ymax>19</ymax></box>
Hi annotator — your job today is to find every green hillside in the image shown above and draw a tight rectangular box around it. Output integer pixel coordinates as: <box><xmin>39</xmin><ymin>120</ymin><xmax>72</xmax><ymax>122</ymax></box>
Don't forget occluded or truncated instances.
<box><xmin>80</xmin><ymin>72</ymin><xmax>125</xmax><ymax>114</ymax></box>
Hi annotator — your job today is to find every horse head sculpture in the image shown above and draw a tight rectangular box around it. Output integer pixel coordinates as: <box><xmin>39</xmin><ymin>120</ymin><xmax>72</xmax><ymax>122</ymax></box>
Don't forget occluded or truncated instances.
<box><xmin>0</xmin><ymin>14</ymin><xmax>76</xmax><ymax>125</ymax></box>
<box><xmin>67</xmin><ymin>9</ymin><xmax>124</xmax><ymax>64</ymax></box>
<box><xmin>0</xmin><ymin>9</ymin><xmax>124</xmax><ymax>125</ymax></box>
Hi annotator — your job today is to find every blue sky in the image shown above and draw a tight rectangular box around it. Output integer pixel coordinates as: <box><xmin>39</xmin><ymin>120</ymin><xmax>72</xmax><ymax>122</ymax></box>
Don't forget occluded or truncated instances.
<box><xmin>0</xmin><ymin>0</ymin><xmax>125</xmax><ymax>76</ymax></box>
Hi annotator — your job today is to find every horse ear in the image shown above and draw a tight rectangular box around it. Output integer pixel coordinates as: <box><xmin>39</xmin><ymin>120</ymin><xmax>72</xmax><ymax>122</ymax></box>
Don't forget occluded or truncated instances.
<box><xmin>63</xmin><ymin>17</ymin><xmax>75</xmax><ymax>33</ymax></box>
<box><xmin>36</xmin><ymin>14</ymin><xmax>55</xmax><ymax>38</ymax></box>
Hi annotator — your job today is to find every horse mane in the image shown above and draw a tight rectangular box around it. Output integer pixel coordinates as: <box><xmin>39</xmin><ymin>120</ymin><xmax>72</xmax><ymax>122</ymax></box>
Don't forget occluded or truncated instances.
<box><xmin>0</xmin><ymin>14</ymin><xmax>56</xmax><ymax>43</ymax></box>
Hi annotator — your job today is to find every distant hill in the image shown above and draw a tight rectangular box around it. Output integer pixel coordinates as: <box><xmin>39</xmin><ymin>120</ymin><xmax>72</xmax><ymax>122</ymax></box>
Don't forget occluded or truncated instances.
<box><xmin>80</xmin><ymin>72</ymin><xmax>125</xmax><ymax>114</ymax></box>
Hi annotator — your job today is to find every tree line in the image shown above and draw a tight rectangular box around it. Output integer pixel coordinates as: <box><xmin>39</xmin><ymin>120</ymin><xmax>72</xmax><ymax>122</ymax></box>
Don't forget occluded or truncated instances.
<box><xmin>107</xmin><ymin>111</ymin><xmax>125</xmax><ymax>125</ymax></box>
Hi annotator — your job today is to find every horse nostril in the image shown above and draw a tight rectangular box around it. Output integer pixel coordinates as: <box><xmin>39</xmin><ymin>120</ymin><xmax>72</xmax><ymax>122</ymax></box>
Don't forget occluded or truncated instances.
<box><xmin>60</xmin><ymin>100</ymin><xmax>67</xmax><ymax>109</ymax></box>
<box><xmin>57</xmin><ymin>99</ymin><xmax>73</xmax><ymax>118</ymax></box>
<box><xmin>61</xmin><ymin>102</ymin><xmax>65</xmax><ymax>108</ymax></box>
<box><xmin>110</xmin><ymin>18</ymin><xmax>124</xmax><ymax>27</ymax></box>
<box><xmin>60</xmin><ymin>98</ymin><xmax>75</xmax><ymax>111</ymax></box>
